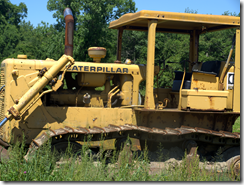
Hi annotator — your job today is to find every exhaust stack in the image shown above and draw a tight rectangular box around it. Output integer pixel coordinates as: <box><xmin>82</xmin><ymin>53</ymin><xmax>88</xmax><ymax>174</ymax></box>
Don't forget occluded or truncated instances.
<box><xmin>64</xmin><ymin>8</ymin><xmax>74</xmax><ymax>57</ymax></box>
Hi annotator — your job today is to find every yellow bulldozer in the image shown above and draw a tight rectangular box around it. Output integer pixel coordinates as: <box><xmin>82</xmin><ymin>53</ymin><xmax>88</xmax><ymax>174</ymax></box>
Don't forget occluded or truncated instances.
<box><xmin>0</xmin><ymin>8</ymin><xmax>240</xmax><ymax>174</ymax></box>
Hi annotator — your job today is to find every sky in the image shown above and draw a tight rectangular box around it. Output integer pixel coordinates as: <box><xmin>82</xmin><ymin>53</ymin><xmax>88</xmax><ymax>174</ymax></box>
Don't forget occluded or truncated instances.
<box><xmin>9</xmin><ymin>0</ymin><xmax>242</xmax><ymax>28</ymax></box>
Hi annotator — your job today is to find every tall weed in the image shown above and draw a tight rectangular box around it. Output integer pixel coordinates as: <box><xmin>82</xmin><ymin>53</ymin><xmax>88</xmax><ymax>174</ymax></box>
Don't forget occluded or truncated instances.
<box><xmin>0</xmin><ymin>138</ymin><xmax>239</xmax><ymax>181</ymax></box>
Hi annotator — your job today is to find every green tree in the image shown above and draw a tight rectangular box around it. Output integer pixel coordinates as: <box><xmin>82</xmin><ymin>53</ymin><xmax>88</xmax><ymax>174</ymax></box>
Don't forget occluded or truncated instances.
<box><xmin>47</xmin><ymin>0</ymin><xmax>81</xmax><ymax>31</ymax></box>
<box><xmin>0</xmin><ymin>0</ymin><xmax>27</xmax><ymax>26</ymax></box>
<box><xmin>47</xmin><ymin>0</ymin><xmax>137</xmax><ymax>62</ymax></box>
<box><xmin>15</xmin><ymin>21</ymin><xmax>64</xmax><ymax>60</ymax></box>
<box><xmin>120</xmin><ymin>30</ymin><xmax>147</xmax><ymax>63</ymax></box>
<box><xmin>0</xmin><ymin>0</ymin><xmax>27</xmax><ymax>61</ymax></box>
<box><xmin>198</xmin><ymin>11</ymin><xmax>238</xmax><ymax>63</ymax></box>
<box><xmin>75</xmin><ymin>0</ymin><xmax>137</xmax><ymax>62</ymax></box>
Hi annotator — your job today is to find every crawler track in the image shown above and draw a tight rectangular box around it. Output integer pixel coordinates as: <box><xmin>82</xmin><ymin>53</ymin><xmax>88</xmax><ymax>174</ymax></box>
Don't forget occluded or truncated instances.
<box><xmin>25</xmin><ymin>124</ymin><xmax>240</xmax><ymax>159</ymax></box>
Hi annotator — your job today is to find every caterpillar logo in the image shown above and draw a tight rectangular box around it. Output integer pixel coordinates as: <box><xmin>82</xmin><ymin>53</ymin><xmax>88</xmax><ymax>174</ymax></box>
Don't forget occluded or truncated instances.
<box><xmin>68</xmin><ymin>65</ymin><xmax>128</xmax><ymax>73</ymax></box>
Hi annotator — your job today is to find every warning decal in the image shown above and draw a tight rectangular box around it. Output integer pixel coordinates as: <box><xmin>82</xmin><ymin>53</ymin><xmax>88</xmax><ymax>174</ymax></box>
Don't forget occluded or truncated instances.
<box><xmin>227</xmin><ymin>72</ymin><xmax>234</xmax><ymax>90</ymax></box>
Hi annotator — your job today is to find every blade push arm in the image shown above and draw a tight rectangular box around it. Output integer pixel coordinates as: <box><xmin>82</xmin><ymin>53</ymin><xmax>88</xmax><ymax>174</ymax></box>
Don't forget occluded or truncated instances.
<box><xmin>0</xmin><ymin>55</ymin><xmax>74</xmax><ymax>127</ymax></box>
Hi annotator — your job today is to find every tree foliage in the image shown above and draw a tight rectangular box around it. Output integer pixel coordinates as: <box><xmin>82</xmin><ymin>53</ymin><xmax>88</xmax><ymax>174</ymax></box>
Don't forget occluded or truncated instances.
<box><xmin>46</xmin><ymin>0</ymin><xmax>137</xmax><ymax>61</ymax></box>
<box><xmin>0</xmin><ymin>0</ymin><xmax>27</xmax><ymax>26</ymax></box>
<box><xmin>0</xmin><ymin>0</ymin><xmax>27</xmax><ymax>61</ymax></box>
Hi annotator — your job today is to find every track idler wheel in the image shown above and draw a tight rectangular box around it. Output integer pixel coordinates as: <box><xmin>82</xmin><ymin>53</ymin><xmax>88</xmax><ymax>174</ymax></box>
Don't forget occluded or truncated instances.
<box><xmin>227</xmin><ymin>155</ymin><xmax>240</xmax><ymax>178</ymax></box>
<box><xmin>219</xmin><ymin>146</ymin><xmax>240</xmax><ymax>177</ymax></box>
<box><xmin>222</xmin><ymin>146</ymin><xmax>240</xmax><ymax>179</ymax></box>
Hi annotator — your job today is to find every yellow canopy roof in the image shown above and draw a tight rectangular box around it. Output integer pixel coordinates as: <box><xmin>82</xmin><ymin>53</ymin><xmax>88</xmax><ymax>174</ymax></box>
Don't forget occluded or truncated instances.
<box><xmin>109</xmin><ymin>10</ymin><xmax>240</xmax><ymax>34</ymax></box>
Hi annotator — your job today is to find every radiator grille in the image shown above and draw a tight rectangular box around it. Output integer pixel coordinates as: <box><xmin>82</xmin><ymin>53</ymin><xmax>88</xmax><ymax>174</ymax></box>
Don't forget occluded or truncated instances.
<box><xmin>0</xmin><ymin>67</ymin><xmax>5</xmax><ymax>138</ymax></box>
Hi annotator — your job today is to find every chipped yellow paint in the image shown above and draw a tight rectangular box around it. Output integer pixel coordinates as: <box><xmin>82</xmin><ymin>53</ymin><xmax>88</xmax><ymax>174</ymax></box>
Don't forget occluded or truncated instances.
<box><xmin>181</xmin><ymin>89</ymin><xmax>229</xmax><ymax>111</ymax></box>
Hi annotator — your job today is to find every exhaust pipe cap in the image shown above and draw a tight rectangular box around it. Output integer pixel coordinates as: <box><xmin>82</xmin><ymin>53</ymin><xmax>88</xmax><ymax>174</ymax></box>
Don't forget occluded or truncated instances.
<box><xmin>64</xmin><ymin>8</ymin><xmax>73</xmax><ymax>18</ymax></box>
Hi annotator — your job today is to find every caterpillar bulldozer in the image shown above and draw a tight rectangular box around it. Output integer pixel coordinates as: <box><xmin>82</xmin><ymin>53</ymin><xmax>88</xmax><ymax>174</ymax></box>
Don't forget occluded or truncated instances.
<box><xmin>0</xmin><ymin>8</ymin><xmax>240</xmax><ymax>174</ymax></box>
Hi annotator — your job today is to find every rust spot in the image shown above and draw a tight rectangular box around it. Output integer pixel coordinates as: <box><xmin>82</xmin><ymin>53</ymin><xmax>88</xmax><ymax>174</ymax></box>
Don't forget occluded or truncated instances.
<box><xmin>32</xmin><ymin>139</ymin><xmax>40</xmax><ymax>147</ymax></box>
<box><xmin>49</xmin><ymin>129</ymin><xmax>57</xmax><ymax>135</ymax></box>
<box><xmin>8</xmin><ymin>106</ymin><xmax>20</xmax><ymax>118</ymax></box>
<box><xmin>208</xmin><ymin>96</ymin><xmax>213</xmax><ymax>109</ymax></box>
<box><xmin>65</xmin><ymin>126</ymin><xmax>75</xmax><ymax>132</ymax></box>
<box><xmin>114</xmin><ymin>60</ymin><xmax>121</xmax><ymax>64</ymax></box>
<box><xmin>93</xmin><ymin>126</ymin><xmax>105</xmax><ymax>132</ymax></box>
<box><xmin>189</xmin><ymin>108</ymin><xmax>225</xmax><ymax>112</ymax></box>
<box><xmin>192</xmin><ymin>79</ymin><xmax>198</xmax><ymax>89</ymax></box>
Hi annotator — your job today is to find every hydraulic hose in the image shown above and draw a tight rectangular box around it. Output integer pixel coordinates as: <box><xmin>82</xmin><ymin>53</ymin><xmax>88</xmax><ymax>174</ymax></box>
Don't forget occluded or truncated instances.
<box><xmin>0</xmin><ymin>117</ymin><xmax>7</xmax><ymax>128</ymax></box>
<box><xmin>0</xmin><ymin>85</ymin><xmax>5</xmax><ymax>91</ymax></box>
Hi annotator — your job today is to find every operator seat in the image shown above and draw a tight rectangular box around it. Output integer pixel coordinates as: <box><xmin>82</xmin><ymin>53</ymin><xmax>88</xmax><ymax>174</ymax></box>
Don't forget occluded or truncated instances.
<box><xmin>171</xmin><ymin>60</ymin><xmax>222</xmax><ymax>92</ymax></box>
<box><xmin>172</xmin><ymin>71</ymin><xmax>192</xmax><ymax>92</ymax></box>
<box><xmin>192</xmin><ymin>60</ymin><xmax>222</xmax><ymax>77</ymax></box>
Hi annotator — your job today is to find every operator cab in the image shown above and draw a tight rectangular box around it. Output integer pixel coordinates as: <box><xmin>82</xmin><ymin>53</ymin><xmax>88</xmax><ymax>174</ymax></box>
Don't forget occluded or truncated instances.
<box><xmin>109</xmin><ymin>10</ymin><xmax>240</xmax><ymax>112</ymax></box>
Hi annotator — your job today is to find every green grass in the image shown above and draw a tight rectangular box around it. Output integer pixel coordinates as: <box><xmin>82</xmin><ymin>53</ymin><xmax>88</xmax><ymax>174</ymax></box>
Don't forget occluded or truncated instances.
<box><xmin>0</xmin><ymin>138</ymin><xmax>240</xmax><ymax>181</ymax></box>
<box><xmin>233</xmin><ymin>116</ymin><xmax>240</xmax><ymax>133</ymax></box>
